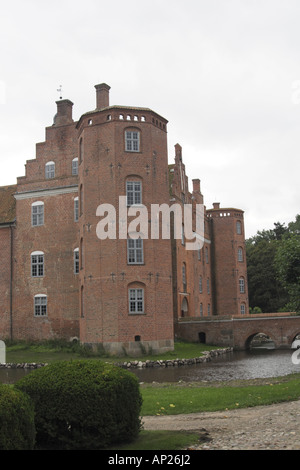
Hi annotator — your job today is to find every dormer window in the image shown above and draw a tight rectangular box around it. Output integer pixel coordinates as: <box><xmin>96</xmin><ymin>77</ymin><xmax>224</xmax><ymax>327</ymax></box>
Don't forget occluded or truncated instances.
<box><xmin>45</xmin><ymin>161</ymin><xmax>55</xmax><ymax>179</ymax></box>
<box><xmin>125</xmin><ymin>131</ymin><xmax>140</xmax><ymax>152</ymax></box>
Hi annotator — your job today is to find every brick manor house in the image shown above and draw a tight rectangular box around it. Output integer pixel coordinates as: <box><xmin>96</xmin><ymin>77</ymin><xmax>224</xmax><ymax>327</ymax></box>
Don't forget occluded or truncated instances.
<box><xmin>0</xmin><ymin>84</ymin><xmax>249</xmax><ymax>355</ymax></box>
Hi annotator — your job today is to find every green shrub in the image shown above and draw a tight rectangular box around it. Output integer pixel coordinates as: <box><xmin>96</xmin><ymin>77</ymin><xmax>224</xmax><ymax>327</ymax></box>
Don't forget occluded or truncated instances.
<box><xmin>0</xmin><ymin>384</ymin><xmax>35</xmax><ymax>450</ymax></box>
<box><xmin>16</xmin><ymin>360</ymin><xmax>143</xmax><ymax>449</ymax></box>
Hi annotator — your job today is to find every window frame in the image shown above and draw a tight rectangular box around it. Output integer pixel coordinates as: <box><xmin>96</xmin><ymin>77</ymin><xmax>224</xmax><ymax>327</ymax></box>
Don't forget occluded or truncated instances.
<box><xmin>31</xmin><ymin>251</ymin><xmax>44</xmax><ymax>277</ymax></box>
<box><xmin>125</xmin><ymin>130</ymin><xmax>140</xmax><ymax>152</ymax></box>
<box><xmin>31</xmin><ymin>201</ymin><xmax>44</xmax><ymax>227</ymax></box>
<box><xmin>72</xmin><ymin>157</ymin><xmax>78</xmax><ymax>175</ymax></box>
<box><xmin>127</xmin><ymin>238</ymin><xmax>144</xmax><ymax>264</ymax></box>
<box><xmin>74</xmin><ymin>197</ymin><xmax>79</xmax><ymax>222</ymax></box>
<box><xmin>126</xmin><ymin>181</ymin><xmax>142</xmax><ymax>206</ymax></box>
<box><xmin>239</xmin><ymin>277</ymin><xmax>245</xmax><ymax>293</ymax></box>
<box><xmin>45</xmin><ymin>161</ymin><xmax>55</xmax><ymax>179</ymax></box>
<box><xmin>74</xmin><ymin>248</ymin><xmax>79</xmax><ymax>274</ymax></box>
<box><xmin>129</xmin><ymin>288</ymin><xmax>144</xmax><ymax>314</ymax></box>
<box><xmin>34</xmin><ymin>295</ymin><xmax>47</xmax><ymax>317</ymax></box>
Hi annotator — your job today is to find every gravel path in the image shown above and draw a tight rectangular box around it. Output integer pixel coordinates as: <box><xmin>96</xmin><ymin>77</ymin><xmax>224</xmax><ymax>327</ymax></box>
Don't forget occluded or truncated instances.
<box><xmin>142</xmin><ymin>400</ymin><xmax>300</xmax><ymax>450</ymax></box>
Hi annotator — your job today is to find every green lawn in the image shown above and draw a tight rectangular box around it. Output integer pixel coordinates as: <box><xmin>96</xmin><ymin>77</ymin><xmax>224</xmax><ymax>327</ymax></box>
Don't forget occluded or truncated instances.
<box><xmin>140</xmin><ymin>374</ymin><xmax>300</xmax><ymax>416</ymax></box>
<box><xmin>5</xmin><ymin>339</ymin><xmax>217</xmax><ymax>364</ymax></box>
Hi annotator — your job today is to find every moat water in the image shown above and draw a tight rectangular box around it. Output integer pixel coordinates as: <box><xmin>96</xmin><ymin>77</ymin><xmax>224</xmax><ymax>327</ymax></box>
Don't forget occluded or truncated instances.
<box><xmin>1</xmin><ymin>347</ymin><xmax>299</xmax><ymax>384</ymax></box>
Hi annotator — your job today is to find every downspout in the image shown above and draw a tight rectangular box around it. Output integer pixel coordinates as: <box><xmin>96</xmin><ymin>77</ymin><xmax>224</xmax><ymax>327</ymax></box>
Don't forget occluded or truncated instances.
<box><xmin>9</xmin><ymin>223</ymin><xmax>14</xmax><ymax>341</ymax></box>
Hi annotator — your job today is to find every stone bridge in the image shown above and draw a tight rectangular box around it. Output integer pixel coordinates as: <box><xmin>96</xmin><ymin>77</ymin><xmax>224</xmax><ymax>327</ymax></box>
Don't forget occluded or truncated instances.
<box><xmin>176</xmin><ymin>312</ymin><xmax>300</xmax><ymax>350</ymax></box>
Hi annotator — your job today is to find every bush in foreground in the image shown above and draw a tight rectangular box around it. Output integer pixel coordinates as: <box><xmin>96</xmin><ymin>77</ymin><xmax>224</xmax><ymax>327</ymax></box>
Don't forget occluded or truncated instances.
<box><xmin>0</xmin><ymin>384</ymin><xmax>35</xmax><ymax>450</ymax></box>
<box><xmin>16</xmin><ymin>360</ymin><xmax>143</xmax><ymax>449</ymax></box>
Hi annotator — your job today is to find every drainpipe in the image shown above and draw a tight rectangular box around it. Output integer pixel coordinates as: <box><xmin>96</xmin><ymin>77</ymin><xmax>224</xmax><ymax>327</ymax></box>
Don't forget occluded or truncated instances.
<box><xmin>9</xmin><ymin>223</ymin><xmax>14</xmax><ymax>341</ymax></box>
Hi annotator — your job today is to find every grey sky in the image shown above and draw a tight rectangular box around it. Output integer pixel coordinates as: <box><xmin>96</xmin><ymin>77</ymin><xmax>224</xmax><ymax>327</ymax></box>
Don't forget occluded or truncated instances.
<box><xmin>0</xmin><ymin>0</ymin><xmax>299</xmax><ymax>237</ymax></box>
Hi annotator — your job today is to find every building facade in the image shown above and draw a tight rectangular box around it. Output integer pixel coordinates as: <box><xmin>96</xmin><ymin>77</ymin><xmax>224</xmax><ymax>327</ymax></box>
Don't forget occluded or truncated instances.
<box><xmin>0</xmin><ymin>84</ymin><xmax>249</xmax><ymax>354</ymax></box>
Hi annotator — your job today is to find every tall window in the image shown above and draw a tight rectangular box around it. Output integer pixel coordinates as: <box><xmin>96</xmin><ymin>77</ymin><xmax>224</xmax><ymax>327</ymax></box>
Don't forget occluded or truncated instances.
<box><xmin>182</xmin><ymin>263</ymin><xmax>187</xmax><ymax>292</ymax></box>
<box><xmin>240</xmin><ymin>303</ymin><xmax>246</xmax><ymax>314</ymax></box>
<box><xmin>236</xmin><ymin>221</ymin><xmax>242</xmax><ymax>234</ymax></box>
<box><xmin>31</xmin><ymin>251</ymin><xmax>44</xmax><ymax>277</ymax></box>
<box><xmin>126</xmin><ymin>181</ymin><xmax>142</xmax><ymax>205</ymax></box>
<box><xmin>74</xmin><ymin>248</ymin><xmax>79</xmax><ymax>274</ymax></box>
<box><xmin>74</xmin><ymin>197</ymin><xmax>79</xmax><ymax>222</ymax></box>
<box><xmin>238</xmin><ymin>247</ymin><xmax>243</xmax><ymax>262</ymax></box>
<box><xmin>34</xmin><ymin>295</ymin><xmax>47</xmax><ymax>316</ymax></box>
<box><xmin>239</xmin><ymin>277</ymin><xmax>245</xmax><ymax>293</ymax></box>
<box><xmin>207</xmin><ymin>278</ymin><xmax>210</xmax><ymax>294</ymax></box>
<box><xmin>205</xmin><ymin>246</ymin><xmax>209</xmax><ymax>263</ymax></box>
<box><xmin>79</xmin><ymin>138</ymin><xmax>83</xmax><ymax>164</ymax></box>
<box><xmin>200</xmin><ymin>303</ymin><xmax>203</xmax><ymax>316</ymax></box>
<box><xmin>32</xmin><ymin>202</ymin><xmax>44</xmax><ymax>226</ymax></box>
<box><xmin>127</xmin><ymin>238</ymin><xmax>143</xmax><ymax>264</ymax></box>
<box><xmin>45</xmin><ymin>161</ymin><xmax>55</xmax><ymax>179</ymax></box>
<box><xmin>125</xmin><ymin>131</ymin><xmax>140</xmax><ymax>152</ymax></box>
<box><xmin>129</xmin><ymin>288</ymin><xmax>144</xmax><ymax>314</ymax></box>
<box><xmin>199</xmin><ymin>276</ymin><xmax>203</xmax><ymax>293</ymax></box>
<box><xmin>72</xmin><ymin>158</ymin><xmax>78</xmax><ymax>175</ymax></box>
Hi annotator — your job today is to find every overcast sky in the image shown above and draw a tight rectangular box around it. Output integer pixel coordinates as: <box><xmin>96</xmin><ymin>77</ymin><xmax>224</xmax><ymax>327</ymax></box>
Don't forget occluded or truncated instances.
<box><xmin>0</xmin><ymin>0</ymin><xmax>299</xmax><ymax>238</ymax></box>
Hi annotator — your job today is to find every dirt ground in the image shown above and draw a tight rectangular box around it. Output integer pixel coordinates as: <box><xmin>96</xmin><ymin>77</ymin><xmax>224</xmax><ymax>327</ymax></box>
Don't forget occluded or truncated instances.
<box><xmin>142</xmin><ymin>399</ymin><xmax>300</xmax><ymax>450</ymax></box>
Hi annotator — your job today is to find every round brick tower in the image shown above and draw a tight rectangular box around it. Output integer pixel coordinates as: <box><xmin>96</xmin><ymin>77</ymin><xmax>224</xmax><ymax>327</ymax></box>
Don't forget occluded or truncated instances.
<box><xmin>77</xmin><ymin>84</ymin><xmax>174</xmax><ymax>355</ymax></box>
<box><xmin>207</xmin><ymin>203</ymin><xmax>249</xmax><ymax>316</ymax></box>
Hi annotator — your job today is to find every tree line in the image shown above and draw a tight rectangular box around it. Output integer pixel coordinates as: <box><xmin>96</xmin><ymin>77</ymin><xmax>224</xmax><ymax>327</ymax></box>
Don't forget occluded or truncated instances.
<box><xmin>246</xmin><ymin>214</ymin><xmax>300</xmax><ymax>314</ymax></box>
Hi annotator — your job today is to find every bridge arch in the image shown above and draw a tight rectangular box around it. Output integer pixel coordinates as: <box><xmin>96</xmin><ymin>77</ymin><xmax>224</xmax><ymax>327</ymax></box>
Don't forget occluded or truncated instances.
<box><xmin>244</xmin><ymin>331</ymin><xmax>277</xmax><ymax>350</ymax></box>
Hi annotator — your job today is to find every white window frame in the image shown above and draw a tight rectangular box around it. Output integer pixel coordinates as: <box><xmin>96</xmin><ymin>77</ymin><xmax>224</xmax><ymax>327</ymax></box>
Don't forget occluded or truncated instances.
<box><xmin>72</xmin><ymin>158</ymin><xmax>78</xmax><ymax>175</ymax></box>
<box><xmin>32</xmin><ymin>201</ymin><xmax>44</xmax><ymax>226</ymax></box>
<box><xmin>238</xmin><ymin>247</ymin><xmax>243</xmax><ymax>262</ymax></box>
<box><xmin>45</xmin><ymin>161</ymin><xmax>55</xmax><ymax>179</ymax></box>
<box><xmin>125</xmin><ymin>131</ymin><xmax>140</xmax><ymax>152</ymax></box>
<box><xmin>129</xmin><ymin>288</ymin><xmax>144</xmax><ymax>314</ymax></box>
<box><xmin>74</xmin><ymin>248</ymin><xmax>79</xmax><ymax>274</ymax></box>
<box><xmin>127</xmin><ymin>238</ymin><xmax>144</xmax><ymax>264</ymax></box>
<box><xmin>239</xmin><ymin>277</ymin><xmax>245</xmax><ymax>293</ymax></box>
<box><xmin>74</xmin><ymin>197</ymin><xmax>79</xmax><ymax>222</ymax></box>
<box><xmin>31</xmin><ymin>251</ymin><xmax>44</xmax><ymax>277</ymax></box>
<box><xmin>126</xmin><ymin>181</ymin><xmax>142</xmax><ymax>206</ymax></box>
<box><xmin>34</xmin><ymin>294</ymin><xmax>47</xmax><ymax>316</ymax></box>
<box><xmin>240</xmin><ymin>303</ymin><xmax>246</xmax><ymax>314</ymax></box>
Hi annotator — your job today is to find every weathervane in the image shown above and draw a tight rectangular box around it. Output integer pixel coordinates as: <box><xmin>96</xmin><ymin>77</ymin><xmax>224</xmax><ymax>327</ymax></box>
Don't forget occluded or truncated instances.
<box><xmin>57</xmin><ymin>85</ymin><xmax>63</xmax><ymax>100</ymax></box>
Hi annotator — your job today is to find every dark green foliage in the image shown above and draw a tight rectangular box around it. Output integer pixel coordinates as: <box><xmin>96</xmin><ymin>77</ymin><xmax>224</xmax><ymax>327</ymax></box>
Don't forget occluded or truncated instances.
<box><xmin>16</xmin><ymin>360</ymin><xmax>143</xmax><ymax>449</ymax></box>
<box><xmin>246</xmin><ymin>215</ymin><xmax>300</xmax><ymax>313</ymax></box>
<box><xmin>0</xmin><ymin>384</ymin><xmax>36</xmax><ymax>450</ymax></box>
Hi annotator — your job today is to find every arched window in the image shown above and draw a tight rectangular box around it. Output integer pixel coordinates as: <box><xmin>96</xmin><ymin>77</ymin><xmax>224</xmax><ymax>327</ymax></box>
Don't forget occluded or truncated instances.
<box><xmin>238</xmin><ymin>247</ymin><xmax>243</xmax><ymax>261</ymax></box>
<box><xmin>34</xmin><ymin>294</ymin><xmax>47</xmax><ymax>316</ymax></box>
<box><xmin>236</xmin><ymin>221</ymin><xmax>242</xmax><ymax>234</ymax></box>
<box><xmin>74</xmin><ymin>248</ymin><xmax>79</xmax><ymax>274</ymax></box>
<box><xmin>182</xmin><ymin>263</ymin><xmax>187</xmax><ymax>292</ymax></box>
<box><xmin>128</xmin><ymin>286</ymin><xmax>145</xmax><ymax>314</ymax></box>
<box><xmin>31</xmin><ymin>251</ymin><xmax>44</xmax><ymax>277</ymax></box>
<box><xmin>31</xmin><ymin>201</ymin><xmax>44</xmax><ymax>226</ymax></box>
<box><xmin>45</xmin><ymin>161</ymin><xmax>55</xmax><ymax>179</ymax></box>
<box><xmin>79</xmin><ymin>138</ymin><xmax>83</xmax><ymax>164</ymax></box>
<box><xmin>72</xmin><ymin>157</ymin><xmax>78</xmax><ymax>175</ymax></box>
<box><xmin>74</xmin><ymin>197</ymin><xmax>79</xmax><ymax>222</ymax></box>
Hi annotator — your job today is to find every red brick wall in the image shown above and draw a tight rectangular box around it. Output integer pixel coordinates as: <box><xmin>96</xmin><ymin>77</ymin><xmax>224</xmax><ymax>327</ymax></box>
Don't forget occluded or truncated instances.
<box><xmin>0</xmin><ymin>226</ymin><xmax>12</xmax><ymax>338</ymax></box>
<box><xmin>78</xmin><ymin>107</ymin><xmax>174</xmax><ymax>352</ymax></box>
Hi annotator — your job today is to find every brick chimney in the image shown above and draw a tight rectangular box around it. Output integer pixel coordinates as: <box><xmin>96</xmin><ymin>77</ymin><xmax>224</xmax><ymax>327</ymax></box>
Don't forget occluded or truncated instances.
<box><xmin>213</xmin><ymin>202</ymin><xmax>220</xmax><ymax>209</ymax></box>
<box><xmin>192</xmin><ymin>179</ymin><xmax>201</xmax><ymax>193</ymax></box>
<box><xmin>95</xmin><ymin>83</ymin><xmax>110</xmax><ymax>109</ymax></box>
<box><xmin>53</xmin><ymin>99</ymin><xmax>74</xmax><ymax>126</ymax></box>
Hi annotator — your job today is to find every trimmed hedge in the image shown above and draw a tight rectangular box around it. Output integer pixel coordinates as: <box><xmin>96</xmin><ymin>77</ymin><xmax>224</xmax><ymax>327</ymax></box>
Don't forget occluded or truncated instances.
<box><xmin>0</xmin><ymin>384</ymin><xmax>35</xmax><ymax>450</ymax></box>
<box><xmin>16</xmin><ymin>360</ymin><xmax>143</xmax><ymax>449</ymax></box>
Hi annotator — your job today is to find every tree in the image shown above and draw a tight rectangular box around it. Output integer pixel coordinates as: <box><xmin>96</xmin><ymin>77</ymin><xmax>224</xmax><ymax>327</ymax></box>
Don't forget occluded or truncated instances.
<box><xmin>274</xmin><ymin>233</ymin><xmax>300</xmax><ymax>313</ymax></box>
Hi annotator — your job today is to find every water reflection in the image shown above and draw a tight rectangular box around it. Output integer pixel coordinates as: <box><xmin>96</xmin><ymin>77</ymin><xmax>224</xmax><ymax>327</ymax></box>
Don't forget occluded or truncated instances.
<box><xmin>132</xmin><ymin>349</ymin><xmax>300</xmax><ymax>383</ymax></box>
<box><xmin>1</xmin><ymin>349</ymin><xmax>300</xmax><ymax>385</ymax></box>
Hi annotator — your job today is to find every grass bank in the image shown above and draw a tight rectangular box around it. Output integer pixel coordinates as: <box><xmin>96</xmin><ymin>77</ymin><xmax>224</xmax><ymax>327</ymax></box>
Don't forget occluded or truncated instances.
<box><xmin>5</xmin><ymin>339</ymin><xmax>218</xmax><ymax>364</ymax></box>
<box><xmin>140</xmin><ymin>373</ymin><xmax>300</xmax><ymax>416</ymax></box>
